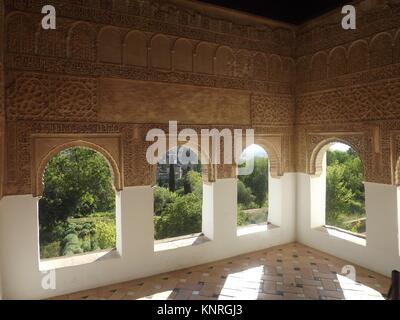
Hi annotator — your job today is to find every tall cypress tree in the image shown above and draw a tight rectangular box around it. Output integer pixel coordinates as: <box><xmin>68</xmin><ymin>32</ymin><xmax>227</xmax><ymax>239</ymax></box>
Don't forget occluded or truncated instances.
<box><xmin>169</xmin><ymin>164</ymin><xmax>176</xmax><ymax>192</ymax></box>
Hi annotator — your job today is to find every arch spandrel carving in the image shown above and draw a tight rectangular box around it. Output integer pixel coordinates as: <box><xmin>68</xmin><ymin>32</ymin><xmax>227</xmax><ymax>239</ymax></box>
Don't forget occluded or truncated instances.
<box><xmin>252</xmin><ymin>136</ymin><xmax>283</xmax><ymax>178</ymax></box>
<box><xmin>308</xmin><ymin>135</ymin><xmax>366</xmax><ymax>179</ymax></box>
<box><xmin>3</xmin><ymin>0</ymin><xmax>400</xmax><ymax>196</ymax></box>
<box><xmin>32</xmin><ymin>136</ymin><xmax>124</xmax><ymax>197</ymax></box>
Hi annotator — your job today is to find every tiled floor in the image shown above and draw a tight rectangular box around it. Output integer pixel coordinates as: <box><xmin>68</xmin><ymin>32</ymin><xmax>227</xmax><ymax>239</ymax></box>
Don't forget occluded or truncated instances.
<box><xmin>52</xmin><ymin>243</ymin><xmax>391</xmax><ymax>300</ymax></box>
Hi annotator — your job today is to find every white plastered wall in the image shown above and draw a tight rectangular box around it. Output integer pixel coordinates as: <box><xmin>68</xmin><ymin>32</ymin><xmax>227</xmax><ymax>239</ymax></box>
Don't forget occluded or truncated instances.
<box><xmin>0</xmin><ymin>173</ymin><xmax>296</xmax><ymax>299</ymax></box>
<box><xmin>297</xmin><ymin>169</ymin><xmax>400</xmax><ymax>277</ymax></box>
<box><xmin>1</xmin><ymin>163</ymin><xmax>398</xmax><ymax>299</ymax></box>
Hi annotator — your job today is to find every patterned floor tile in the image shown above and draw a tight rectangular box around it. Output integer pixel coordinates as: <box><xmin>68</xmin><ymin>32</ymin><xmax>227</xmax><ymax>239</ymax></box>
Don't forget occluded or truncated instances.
<box><xmin>51</xmin><ymin>243</ymin><xmax>391</xmax><ymax>300</ymax></box>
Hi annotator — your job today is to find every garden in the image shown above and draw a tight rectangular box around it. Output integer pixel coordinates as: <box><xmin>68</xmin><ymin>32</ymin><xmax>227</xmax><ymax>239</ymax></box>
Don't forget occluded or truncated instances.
<box><xmin>38</xmin><ymin>145</ymin><xmax>365</xmax><ymax>259</ymax></box>
<box><xmin>39</xmin><ymin>147</ymin><xmax>116</xmax><ymax>259</ymax></box>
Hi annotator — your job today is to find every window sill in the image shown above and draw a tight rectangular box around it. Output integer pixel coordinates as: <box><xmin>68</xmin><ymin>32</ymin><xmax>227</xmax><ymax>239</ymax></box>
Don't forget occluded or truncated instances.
<box><xmin>154</xmin><ymin>233</ymin><xmax>211</xmax><ymax>252</ymax></box>
<box><xmin>315</xmin><ymin>226</ymin><xmax>366</xmax><ymax>247</ymax></box>
<box><xmin>39</xmin><ymin>248</ymin><xmax>120</xmax><ymax>271</ymax></box>
<box><xmin>237</xmin><ymin>223</ymin><xmax>279</xmax><ymax>237</ymax></box>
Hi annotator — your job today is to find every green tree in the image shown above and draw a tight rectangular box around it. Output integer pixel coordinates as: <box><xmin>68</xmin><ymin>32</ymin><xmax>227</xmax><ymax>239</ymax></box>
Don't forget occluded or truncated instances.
<box><xmin>39</xmin><ymin>147</ymin><xmax>115</xmax><ymax>227</ymax></box>
<box><xmin>153</xmin><ymin>186</ymin><xmax>178</xmax><ymax>215</ymax></box>
<box><xmin>237</xmin><ymin>208</ymin><xmax>249</xmax><ymax>226</ymax></box>
<box><xmin>154</xmin><ymin>193</ymin><xmax>202</xmax><ymax>240</ymax></box>
<box><xmin>183</xmin><ymin>167</ymin><xmax>192</xmax><ymax>194</ymax></box>
<box><xmin>239</xmin><ymin>157</ymin><xmax>269</xmax><ymax>207</ymax></box>
<box><xmin>39</xmin><ymin>147</ymin><xmax>116</xmax><ymax>250</ymax></box>
<box><xmin>61</xmin><ymin>233</ymin><xmax>83</xmax><ymax>256</ymax></box>
<box><xmin>326</xmin><ymin>148</ymin><xmax>365</xmax><ymax>230</ymax></box>
<box><xmin>326</xmin><ymin>162</ymin><xmax>355</xmax><ymax>215</ymax></box>
<box><xmin>186</xmin><ymin>171</ymin><xmax>203</xmax><ymax>198</ymax></box>
<box><xmin>95</xmin><ymin>221</ymin><xmax>116</xmax><ymax>249</ymax></box>
<box><xmin>168</xmin><ymin>164</ymin><xmax>176</xmax><ymax>192</ymax></box>
<box><xmin>237</xmin><ymin>180</ymin><xmax>255</xmax><ymax>209</ymax></box>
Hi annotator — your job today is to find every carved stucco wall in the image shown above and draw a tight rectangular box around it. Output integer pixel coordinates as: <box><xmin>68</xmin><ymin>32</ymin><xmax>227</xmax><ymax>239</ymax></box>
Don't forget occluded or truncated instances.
<box><xmin>2</xmin><ymin>0</ymin><xmax>400</xmax><ymax>198</ymax></box>
<box><xmin>2</xmin><ymin>0</ymin><xmax>295</xmax><ymax>197</ymax></box>
<box><xmin>295</xmin><ymin>0</ymin><xmax>400</xmax><ymax>185</ymax></box>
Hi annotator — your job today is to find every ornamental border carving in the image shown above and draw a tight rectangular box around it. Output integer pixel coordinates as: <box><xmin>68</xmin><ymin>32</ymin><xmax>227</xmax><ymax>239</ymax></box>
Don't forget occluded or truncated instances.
<box><xmin>253</xmin><ymin>135</ymin><xmax>284</xmax><ymax>178</ymax></box>
<box><xmin>4</xmin><ymin>121</ymin><xmax>289</xmax><ymax>196</ymax></box>
<box><xmin>32</xmin><ymin>134</ymin><xmax>124</xmax><ymax>197</ymax></box>
<box><xmin>3</xmin><ymin>0</ymin><xmax>400</xmax><ymax>198</ymax></box>
<box><xmin>296</xmin><ymin>2</ymin><xmax>400</xmax><ymax>56</ymax></box>
<box><xmin>4</xmin><ymin>54</ymin><xmax>293</xmax><ymax>95</ymax></box>
<box><xmin>306</xmin><ymin>132</ymin><xmax>367</xmax><ymax>179</ymax></box>
<box><xmin>5</xmin><ymin>0</ymin><xmax>295</xmax><ymax>55</ymax></box>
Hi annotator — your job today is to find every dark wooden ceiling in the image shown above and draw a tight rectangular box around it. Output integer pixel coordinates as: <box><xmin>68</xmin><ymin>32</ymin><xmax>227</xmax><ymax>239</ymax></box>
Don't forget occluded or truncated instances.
<box><xmin>198</xmin><ymin>0</ymin><xmax>353</xmax><ymax>24</ymax></box>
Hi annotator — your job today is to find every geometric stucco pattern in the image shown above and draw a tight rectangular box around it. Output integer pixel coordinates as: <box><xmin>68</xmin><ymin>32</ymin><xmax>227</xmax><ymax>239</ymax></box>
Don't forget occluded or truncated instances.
<box><xmin>306</xmin><ymin>131</ymin><xmax>370</xmax><ymax>179</ymax></box>
<box><xmin>2</xmin><ymin>0</ymin><xmax>400</xmax><ymax>197</ymax></box>
<box><xmin>5</xmin><ymin>122</ymin><xmax>145</xmax><ymax>195</ymax></box>
<box><xmin>296</xmin><ymin>123</ymin><xmax>392</xmax><ymax>185</ymax></box>
<box><xmin>6</xmin><ymin>72</ymin><xmax>97</xmax><ymax>122</ymax></box>
<box><xmin>296</xmin><ymin>79</ymin><xmax>400</xmax><ymax>124</ymax></box>
<box><xmin>296</xmin><ymin>4</ymin><xmax>400</xmax><ymax>58</ymax></box>
<box><xmin>5</xmin><ymin>0</ymin><xmax>295</xmax><ymax>56</ymax></box>
<box><xmin>251</xmin><ymin>94</ymin><xmax>295</xmax><ymax>126</ymax></box>
<box><xmin>5</xmin><ymin>121</ymin><xmax>286</xmax><ymax>196</ymax></box>
<box><xmin>293</xmin><ymin>0</ymin><xmax>400</xmax><ymax>185</ymax></box>
<box><xmin>32</xmin><ymin>135</ymin><xmax>124</xmax><ymax>197</ymax></box>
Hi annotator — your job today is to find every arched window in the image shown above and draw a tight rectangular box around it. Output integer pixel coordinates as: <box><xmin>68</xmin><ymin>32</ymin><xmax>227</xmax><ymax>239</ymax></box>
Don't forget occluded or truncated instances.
<box><xmin>153</xmin><ymin>146</ymin><xmax>203</xmax><ymax>241</ymax></box>
<box><xmin>39</xmin><ymin>147</ymin><xmax>116</xmax><ymax>259</ymax></box>
<box><xmin>324</xmin><ymin>143</ymin><xmax>366</xmax><ymax>236</ymax></box>
<box><xmin>237</xmin><ymin>144</ymin><xmax>269</xmax><ymax>229</ymax></box>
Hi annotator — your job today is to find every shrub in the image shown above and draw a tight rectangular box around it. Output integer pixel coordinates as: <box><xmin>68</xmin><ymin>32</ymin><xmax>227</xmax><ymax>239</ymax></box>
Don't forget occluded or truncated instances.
<box><xmin>40</xmin><ymin>241</ymin><xmax>61</xmax><ymax>259</ymax></box>
<box><xmin>95</xmin><ymin>221</ymin><xmax>116</xmax><ymax>249</ymax></box>
<box><xmin>81</xmin><ymin>239</ymin><xmax>92</xmax><ymax>252</ymax></box>
<box><xmin>237</xmin><ymin>207</ymin><xmax>249</xmax><ymax>226</ymax></box>
<box><xmin>154</xmin><ymin>187</ymin><xmax>178</xmax><ymax>215</ymax></box>
<box><xmin>39</xmin><ymin>147</ymin><xmax>116</xmax><ymax>228</ymax></box>
<box><xmin>154</xmin><ymin>193</ymin><xmax>202</xmax><ymax>240</ymax></box>
<box><xmin>61</xmin><ymin>233</ymin><xmax>83</xmax><ymax>256</ymax></box>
